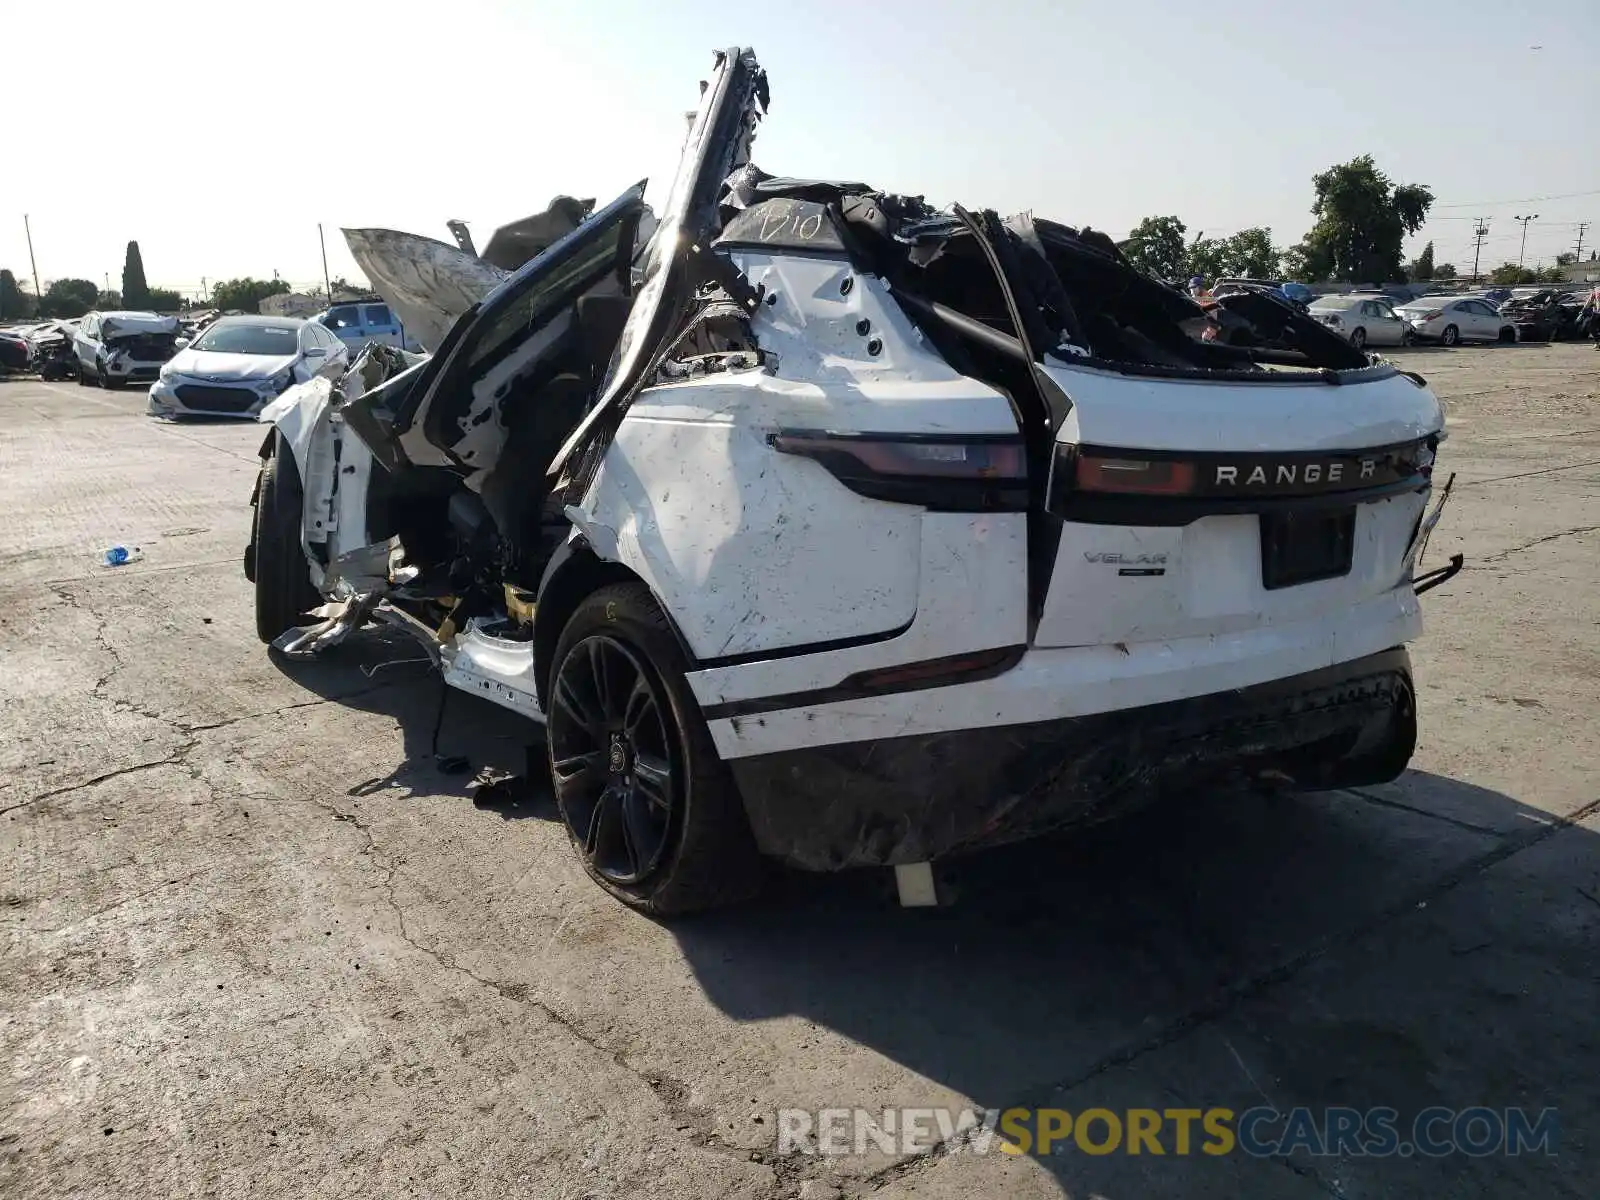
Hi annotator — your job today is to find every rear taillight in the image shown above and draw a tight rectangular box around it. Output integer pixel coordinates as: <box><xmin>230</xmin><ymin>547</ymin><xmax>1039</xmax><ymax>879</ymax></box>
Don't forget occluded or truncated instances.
<box><xmin>768</xmin><ymin>431</ymin><xmax>1027</xmax><ymax>511</ymax></box>
<box><xmin>1075</xmin><ymin>454</ymin><xmax>1198</xmax><ymax>496</ymax></box>
<box><xmin>1422</xmin><ymin>310</ymin><xmax>1444</xmax><ymax>321</ymax></box>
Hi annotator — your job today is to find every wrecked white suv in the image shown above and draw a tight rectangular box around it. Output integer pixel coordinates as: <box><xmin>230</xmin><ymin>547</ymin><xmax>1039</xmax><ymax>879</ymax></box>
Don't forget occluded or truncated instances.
<box><xmin>246</xmin><ymin>47</ymin><xmax>1460</xmax><ymax>914</ymax></box>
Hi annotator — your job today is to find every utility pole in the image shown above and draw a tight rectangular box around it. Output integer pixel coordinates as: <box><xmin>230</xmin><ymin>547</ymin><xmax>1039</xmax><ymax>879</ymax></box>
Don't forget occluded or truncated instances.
<box><xmin>1471</xmin><ymin>219</ymin><xmax>1491</xmax><ymax>283</ymax></box>
<box><xmin>200</xmin><ymin>277</ymin><xmax>208</xmax><ymax>303</ymax></box>
<box><xmin>1575</xmin><ymin>223</ymin><xmax>1590</xmax><ymax>263</ymax></box>
<box><xmin>1514</xmin><ymin>214</ymin><xmax>1539</xmax><ymax>266</ymax></box>
<box><xmin>22</xmin><ymin>214</ymin><xmax>42</xmax><ymax>303</ymax></box>
<box><xmin>318</xmin><ymin>224</ymin><xmax>333</xmax><ymax>299</ymax></box>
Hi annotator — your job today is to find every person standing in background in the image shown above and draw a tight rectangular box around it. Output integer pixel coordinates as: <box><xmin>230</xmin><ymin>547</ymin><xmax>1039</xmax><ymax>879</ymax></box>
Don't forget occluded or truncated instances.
<box><xmin>1581</xmin><ymin>282</ymin><xmax>1600</xmax><ymax>349</ymax></box>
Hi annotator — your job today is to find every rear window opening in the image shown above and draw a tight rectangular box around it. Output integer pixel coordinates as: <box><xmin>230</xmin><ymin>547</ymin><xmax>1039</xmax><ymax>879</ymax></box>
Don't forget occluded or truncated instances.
<box><xmin>732</xmin><ymin>180</ymin><xmax>1376</xmax><ymax>383</ymax></box>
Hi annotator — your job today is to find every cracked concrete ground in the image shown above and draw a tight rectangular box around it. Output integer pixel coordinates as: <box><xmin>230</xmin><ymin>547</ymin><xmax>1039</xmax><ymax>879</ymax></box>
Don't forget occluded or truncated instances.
<box><xmin>1</xmin><ymin>344</ymin><xmax>1597</xmax><ymax>1199</ymax></box>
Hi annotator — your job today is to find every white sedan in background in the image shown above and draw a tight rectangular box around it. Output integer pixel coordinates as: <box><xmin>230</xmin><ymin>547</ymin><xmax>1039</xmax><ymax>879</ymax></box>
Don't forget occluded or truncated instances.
<box><xmin>1306</xmin><ymin>295</ymin><xmax>1411</xmax><ymax>349</ymax></box>
<box><xmin>148</xmin><ymin>316</ymin><xmax>349</xmax><ymax>419</ymax></box>
<box><xmin>1392</xmin><ymin>296</ymin><xmax>1518</xmax><ymax>346</ymax></box>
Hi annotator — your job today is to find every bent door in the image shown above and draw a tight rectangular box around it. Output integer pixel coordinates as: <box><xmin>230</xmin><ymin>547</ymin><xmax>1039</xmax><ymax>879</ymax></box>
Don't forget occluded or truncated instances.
<box><xmin>344</xmin><ymin>184</ymin><xmax>646</xmax><ymax>476</ymax></box>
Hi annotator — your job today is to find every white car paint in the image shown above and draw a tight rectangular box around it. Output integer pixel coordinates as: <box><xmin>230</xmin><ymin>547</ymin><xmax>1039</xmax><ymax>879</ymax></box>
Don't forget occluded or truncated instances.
<box><xmin>255</xmin><ymin>46</ymin><xmax>1456</xmax><ymax>891</ymax></box>
<box><xmin>1394</xmin><ymin>296</ymin><xmax>1515</xmax><ymax>345</ymax></box>
<box><xmin>705</xmin><ymin>587</ymin><xmax>1421</xmax><ymax>758</ymax></box>
<box><xmin>273</xmin><ymin>192</ymin><xmax>1447</xmax><ymax>745</ymax></box>
<box><xmin>148</xmin><ymin>316</ymin><xmax>349</xmax><ymax>419</ymax></box>
<box><xmin>1307</xmin><ymin>295</ymin><xmax>1410</xmax><ymax>347</ymax></box>
<box><xmin>1043</xmin><ymin>358</ymin><xmax>1442</xmax><ymax>453</ymax></box>
<box><xmin>72</xmin><ymin>311</ymin><xmax>179</xmax><ymax>386</ymax></box>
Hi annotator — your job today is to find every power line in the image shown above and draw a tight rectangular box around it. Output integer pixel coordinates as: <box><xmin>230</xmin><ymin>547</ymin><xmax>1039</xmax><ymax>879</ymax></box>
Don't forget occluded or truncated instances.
<box><xmin>1434</xmin><ymin>188</ymin><xmax>1600</xmax><ymax>210</ymax></box>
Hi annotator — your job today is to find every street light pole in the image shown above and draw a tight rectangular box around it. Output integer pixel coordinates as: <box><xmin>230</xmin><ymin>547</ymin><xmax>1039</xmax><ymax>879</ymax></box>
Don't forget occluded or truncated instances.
<box><xmin>22</xmin><ymin>214</ymin><xmax>42</xmax><ymax>303</ymax></box>
<box><xmin>1514</xmin><ymin>214</ymin><xmax>1539</xmax><ymax>267</ymax></box>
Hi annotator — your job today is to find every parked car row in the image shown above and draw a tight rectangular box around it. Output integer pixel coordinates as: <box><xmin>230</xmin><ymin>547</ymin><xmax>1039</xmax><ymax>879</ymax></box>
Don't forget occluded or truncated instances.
<box><xmin>1309</xmin><ymin>292</ymin><xmax>1530</xmax><ymax>348</ymax></box>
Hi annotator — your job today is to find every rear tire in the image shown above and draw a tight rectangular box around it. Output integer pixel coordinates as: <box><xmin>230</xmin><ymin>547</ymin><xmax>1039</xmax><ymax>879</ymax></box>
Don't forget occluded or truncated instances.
<box><xmin>1440</xmin><ymin>324</ymin><xmax>1460</xmax><ymax>347</ymax></box>
<box><xmin>1350</xmin><ymin>327</ymin><xmax>1367</xmax><ymax>350</ymax></box>
<box><xmin>252</xmin><ymin>434</ymin><xmax>320</xmax><ymax>644</ymax></box>
<box><xmin>547</xmin><ymin>582</ymin><xmax>762</xmax><ymax>915</ymax></box>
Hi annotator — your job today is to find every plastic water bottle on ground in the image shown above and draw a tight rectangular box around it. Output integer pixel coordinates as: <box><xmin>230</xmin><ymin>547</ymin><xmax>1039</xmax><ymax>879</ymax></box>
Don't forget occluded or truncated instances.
<box><xmin>102</xmin><ymin>545</ymin><xmax>144</xmax><ymax>567</ymax></box>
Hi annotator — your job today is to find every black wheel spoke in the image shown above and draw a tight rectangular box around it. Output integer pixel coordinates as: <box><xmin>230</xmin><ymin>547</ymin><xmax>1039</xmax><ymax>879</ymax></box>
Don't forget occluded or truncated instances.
<box><xmin>552</xmin><ymin>749</ymin><xmax>607</xmax><ymax>793</ymax></box>
<box><xmin>554</xmin><ymin>670</ymin><xmax>605</xmax><ymax>740</ymax></box>
<box><xmin>633</xmin><ymin>752</ymin><xmax>672</xmax><ymax>811</ymax></box>
<box><xmin>587</xmin><ymin>640</ymin><xmax>615</xmax><ymax>720</ymax></box>
<box><xmin>623</xmin><ymin>673</ymin><xmax>654</xmax><ymax>734</ymax></box>
<box><xmin>587</xmin><ymin>786</ymin><xmax>627</xmax><ymax>862</ymax></box>
<box><xmin>617</xmin><ymin>795</ymin><xmax>643</xmax><ymax>877</ymax></box>
<box><xmin>551</xmin><ymin>632</ymin><xmax>679</xmax><ymax>886</ymax></box>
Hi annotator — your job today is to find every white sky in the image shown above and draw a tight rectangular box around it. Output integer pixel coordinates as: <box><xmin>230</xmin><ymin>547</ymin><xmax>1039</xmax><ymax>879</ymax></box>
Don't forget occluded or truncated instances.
<box><xmin>6</xmin><ymin>0</ymin><xmax>1597</xmax><ymax>299</ymax></box>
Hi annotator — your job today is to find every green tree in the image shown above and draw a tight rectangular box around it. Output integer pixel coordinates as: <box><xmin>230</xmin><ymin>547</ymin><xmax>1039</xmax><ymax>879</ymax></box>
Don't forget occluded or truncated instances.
<box><xmin>1218</xmin><ymin>228</ymin><xmax>1281</xmax><ymax>278</ymax></box>
<box><xmin>1284</xmin><ymin>156</ymin><xmax>1433</xmax><ymax>283</ymax></box>
<box><xmin>0</xmin><ymin>269</ymin><xmax>33</xmax><ymax>319</ymax></box>
<box><xmin>1488</xmin><ymin>263</ymin><xmax>1538</xmax><ymax>286</ymax></box>
<box><xmin>39</xmin><ymin>279</ymin><xmax>99</xmax><ymax>318</ymax></box>
<box><xmin>1408</xmin><ymin>241</ymin><xmax>1435</xmax><ymax>282</ymax></box>
<box><xmin>145</xmin><ymin>287</ymin><xmax>183</xmax><ymax>312</ymax></box>
<box><xmin>1434</xmin><ymin>262</ymin><xmax>1457</xmax><ymax>281</ymax></box>
<box><xmin>1123</xmin><ymin>215</ymin><xmax>1190</xmax><ymax>281</ymax></box>
<box><xmin>1186</xmin><ymin>234</ymin><xmax>1227</xmax><ymax>283</ymax></box>
<box><xmin>1536</xmin><ymin>264</ymin><xmax>1568</xmax><ymax>284</ymax></box>
<box><xmin>122</xmin><ymin>241</ymin><xmax>150</xmax><ymax>309</ymax></box>
<box><xmin>209</xmin><ymin>277</ymin><xmax>291</xmax><ymax>314</ymax></box>
<box><xmin>100</xmin><ymin>289</ymin><xmax>123</xmax><ymax>308</ymax></box>
<box><xmin>1555</xmin><ymin>252</ymin><xmax>1577</xmax><ymax>267</ymax></box>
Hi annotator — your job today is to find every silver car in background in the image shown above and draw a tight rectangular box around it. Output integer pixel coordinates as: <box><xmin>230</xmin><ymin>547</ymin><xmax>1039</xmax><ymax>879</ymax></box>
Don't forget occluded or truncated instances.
<box><xmin>1306</xmin><ymin>295</ymin><xmax>1412</xmax><ymax>349</ymax></box>
<box><xmin>148</xmin><ymin>316</ymin><xmax>349</xmax><ymax>418</ymax></box>
<box><xmin>1393</xmin><ymin>296</ymin><xmax>1518</xmax><ymax>346</ymax></box>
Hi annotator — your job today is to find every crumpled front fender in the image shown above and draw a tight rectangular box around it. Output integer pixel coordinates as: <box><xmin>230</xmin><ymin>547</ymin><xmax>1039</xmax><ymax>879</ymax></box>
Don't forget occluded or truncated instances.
<box><xmin>258</xmin><ymin>377</ymin><xmax>334</xmax><ymax>476</ymax></box>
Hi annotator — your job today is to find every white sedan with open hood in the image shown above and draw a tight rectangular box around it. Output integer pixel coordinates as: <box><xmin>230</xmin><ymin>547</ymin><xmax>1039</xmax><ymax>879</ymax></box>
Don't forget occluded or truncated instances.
<box><xmin>245</xmin><ymin>47</ymin><xmax>1461</xmax><ymax>914</ymax></box>
<box><xmin>149</xmin><ymin>316</ymin><xmax>349</xmax><ymax>419</ymax></box>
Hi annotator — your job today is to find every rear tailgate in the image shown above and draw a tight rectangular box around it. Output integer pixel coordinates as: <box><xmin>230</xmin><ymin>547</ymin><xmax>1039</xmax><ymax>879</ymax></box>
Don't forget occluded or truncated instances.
<box><xmin>1034</xmin><ymin>361</ymin><xmax>1444</xmax><ymax>649</ymax></box>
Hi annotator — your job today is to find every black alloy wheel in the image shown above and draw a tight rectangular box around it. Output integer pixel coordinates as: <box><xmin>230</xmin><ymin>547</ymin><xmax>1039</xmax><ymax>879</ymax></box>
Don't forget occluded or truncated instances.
<box><xmin>549</xmin><ymin>634</ymin><xmax>677</xmax><ymax>885</ymax></box>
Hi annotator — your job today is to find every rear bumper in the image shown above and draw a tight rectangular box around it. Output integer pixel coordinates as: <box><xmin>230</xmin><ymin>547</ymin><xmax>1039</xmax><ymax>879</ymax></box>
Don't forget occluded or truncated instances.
<box><xmin>729</xmin><ymin>647</ymin><xmax>1416</xmax><ymax>870</ymax></box>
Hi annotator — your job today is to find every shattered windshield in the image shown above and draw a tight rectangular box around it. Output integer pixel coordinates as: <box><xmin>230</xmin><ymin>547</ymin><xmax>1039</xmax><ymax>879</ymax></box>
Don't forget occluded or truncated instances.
<box><xmin>193</xmin><ymin>323</ymin><xmax>301</xmax><ymax>356</ymax></box>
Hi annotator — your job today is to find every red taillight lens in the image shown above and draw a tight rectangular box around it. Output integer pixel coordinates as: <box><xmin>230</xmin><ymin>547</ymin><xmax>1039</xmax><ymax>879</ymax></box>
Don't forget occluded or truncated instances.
<box><xmin>771</xmin><ymin>433</ymin><xmax>1025</xmax><ymax>480</ymax></box>
<box><xmin>768</xmin><ymin>431</ymin><xmax>1028</xmax><ymax>511</ymax></box>
<box><xmin>1075</xmin><ymin>455</ymin><xmax>1198</xmax><ymax>496</ymax></box>
<box><xmin>1422</xmin><ymin>310</ymin><xmax>1444</xmax><ymax>321</ymax></box>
